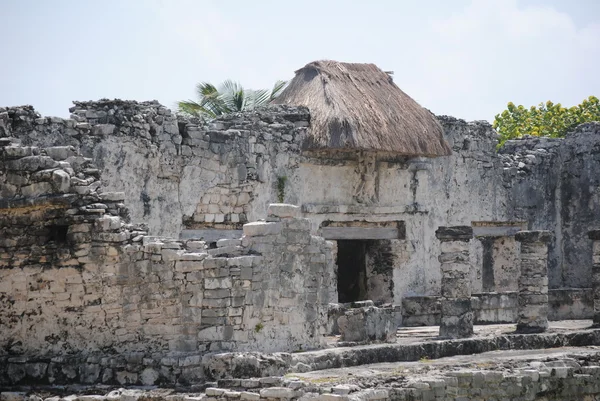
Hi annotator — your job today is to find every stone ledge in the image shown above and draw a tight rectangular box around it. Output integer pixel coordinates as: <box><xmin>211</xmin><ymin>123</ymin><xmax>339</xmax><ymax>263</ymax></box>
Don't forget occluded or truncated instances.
<box><xmin>515</xmin><ymin>230</ymin><xmax>553</xmax><ymax>243</ymax></box>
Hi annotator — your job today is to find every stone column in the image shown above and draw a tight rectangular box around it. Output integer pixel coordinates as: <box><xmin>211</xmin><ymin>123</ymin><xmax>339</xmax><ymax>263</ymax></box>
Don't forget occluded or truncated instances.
<box><xmin>588</xmin><ymin>230</ymin><xmax>600</xmax><ymax>327</ymax></box>
<box><xmin>515</xmin><ymin>230</ymin><xmax>552</xmax><ymax>333</ymax></box>
<box><xmin>436</xmin><ymin>226</ymin><xmax>474</xmax><ymax>338</ymax></box>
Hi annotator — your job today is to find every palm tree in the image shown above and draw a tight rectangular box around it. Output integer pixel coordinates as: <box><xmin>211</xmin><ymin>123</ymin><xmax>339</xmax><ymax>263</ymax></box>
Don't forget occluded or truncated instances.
<box><xmin>178</xmin><ymin>80</ymin><xmax>287</xmax><ymax>119</ymax></box>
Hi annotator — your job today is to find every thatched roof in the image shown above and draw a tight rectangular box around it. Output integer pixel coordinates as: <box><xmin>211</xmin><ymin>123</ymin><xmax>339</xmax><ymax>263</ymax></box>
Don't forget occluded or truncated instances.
<box><xmin>273</xmin><ymin>60</ymin><xmax>451</xmax><ymax>157</ymax></box>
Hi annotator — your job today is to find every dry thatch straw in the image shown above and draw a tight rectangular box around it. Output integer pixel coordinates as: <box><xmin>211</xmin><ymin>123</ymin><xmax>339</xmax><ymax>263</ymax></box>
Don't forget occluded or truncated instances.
<box><xmin>273</xmin><ymin>60</ymin><xmax>451</xmax><ymax>157</ymax></box>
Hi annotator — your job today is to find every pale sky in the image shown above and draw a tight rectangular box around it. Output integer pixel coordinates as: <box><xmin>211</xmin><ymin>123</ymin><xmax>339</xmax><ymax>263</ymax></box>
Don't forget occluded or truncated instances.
<box><xmin>1</xmin><ymin>0</ymin><xmax>599</xmax><ymax>122</ymax></box>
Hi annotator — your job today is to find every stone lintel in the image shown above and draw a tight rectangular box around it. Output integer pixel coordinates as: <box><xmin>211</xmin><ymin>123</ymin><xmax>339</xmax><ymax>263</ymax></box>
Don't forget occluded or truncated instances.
<box><xmin>472</xmin><ymin>223</ymin><xmax>527</xmax><ymax>238</ymax></box>
<box><xmin>321</xmin><ymin>227</ymin><xmax>402</xmax><ymax>240</ymax></box>
<box><xmin>588</xmin><ymin>230</ymin><xmax>600</xmax><ymax>241</ymax></box>
<box><xmin>515</xmin><ymin>230</ymin><xmax>553</xmax><ymax>244</ymax></box>
<box><xmin>435</xmin><ymin>226</ymin><xmax>473</xmax><ymax>242</ymax></box>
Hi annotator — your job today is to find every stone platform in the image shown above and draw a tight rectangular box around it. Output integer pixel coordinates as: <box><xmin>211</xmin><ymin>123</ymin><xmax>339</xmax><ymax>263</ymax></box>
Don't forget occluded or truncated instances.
<box><xmin>2</xmin><ymin>321</ymin><xmax>600</xmax><ymax>401</ymax></box>
<box><xmin>202</xmin><ymin>320</ymin><xmax>600</xmax><ymax>380</ymax></box>
<box><xmin>4</xmin><ymin>345</ymin><xmax>600</xmax><ymax>401</ymax></box>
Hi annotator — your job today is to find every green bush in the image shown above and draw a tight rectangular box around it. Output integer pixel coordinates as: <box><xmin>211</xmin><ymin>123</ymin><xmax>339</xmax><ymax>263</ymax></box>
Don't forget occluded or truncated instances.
<box><xmin>494</xmin><ymin>95</ymin><xmax>600</xmax><ymax>148</ymax></box>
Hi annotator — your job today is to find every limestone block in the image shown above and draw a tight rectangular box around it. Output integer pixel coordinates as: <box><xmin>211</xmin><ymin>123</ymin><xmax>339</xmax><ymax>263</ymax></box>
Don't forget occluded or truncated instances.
<box><xmin>99</xmin><ymin>192</ymin><xmax>126</xmax><ymax>202</ymax></box>
<box><xmin>45</xmin><ymin>146</ymin><xmax>76</xmax><ymax>161</ymax></box>
<box><xmin>179</xmin><ymin>253</ymin><xmax>208</xmax><ymax>261</ymax></box>
<box><xmin>259</xmin><ymin>388</ymin><xmax>295</xmax><ymax>399</ymax></box>
<box><xmin>92</xmin><ymin>124</ymin><xmax>115</xmax><ymax>136</ymax></box>
<box><xmin>140</xmin><ymin>368</ymin><xmax>159</xmax><ymax>385</ymax></box>
<box><xmin>21</xmin><ymin>182</ymin><xmax>52</xmax><ymax>197</ymax></box>
<box><xmin>50</xmin><ymin>169</ymin><xmax>70</xmax><ymax>192</ymax></box>
<box><xmin>96</xmin><ymin>215</ymin><xmax>122</xmax><ymax>231</ymax></box>
<box><xmin>515</xmin><ymin>230</ymin><xmax>553</xmax><ymax>244</ymax></box>
<box><xmin>217</xmin><ymin>238</ymin><xmax>242</xmax><ymax>248</ymax></box>
<box><xmin>267</xmin><ymin>203</ymin><xmax>301</xmax><ymax>219</ymax></box>
<box><xmin>240</xmin><ymin>392</ymin><xmax>260</xmax><ymax>401</ymax></box>
<box><xmin>4</xmin><ymin>146</ymin><xmax>33</xmax><ymax>159</ymax></box>
<box><xmin>0</xmin><ymin>182</ymin><xmax>17</xmax><ymax>197</ymax></box>
<box><xmin>205</xmin><ymin>277</ymin><xmax>233</xmax><ymax>290</ymax></box>
<box><xmin>243</xmin><ymin>222</ymin><xmax>282</xmax><ymax>237</ymax></box>
<box><xmin>0</xmin><ymin>392</ymin><xmax>26</xmax><ymax>401</ymax></box>
<box><xmin>186</xmin><ymin>241</ymin><xmax>207</xmax><ymax>251</ymax></box>
<box><xmin>337</xmin><ymin>305</ymin><xmax>396</xmax><ymax>343</ymax></box>
<box><xmin>6</xmin><ymin>172</ymin><xmax>29</xmax><ymax>186</ymax></box>
<box><xmin>6</xmin><ymin>155</ymin><xmax>58</xmax><ymax>171</ymax></box>
<box><xmin>227</xmin><ymin>256</ymin><xmax>257</xmax><ymax>267</ymax></box>
<box><xmin>440</xmin><ymin>299</ymin><xmax>473</xmax><ymax>338</ymax></box>
<box><xmin>435</xmin><ymin>226</ymin><xmax>473</xmax><ymax>242</ymax></box>
<box><xmin>176</xmin><ymin>260</ymin><xmax>204</xmax><ymax>273</ymax></box>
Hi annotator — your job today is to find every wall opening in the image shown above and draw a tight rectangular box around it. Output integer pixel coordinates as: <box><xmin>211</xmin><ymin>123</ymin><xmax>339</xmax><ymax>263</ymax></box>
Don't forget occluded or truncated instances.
<box><xmin>47</xmin><ymin>225</ymin><xmax>68</xmax><ymax>244</ymax></box>
<box><xmin>336</xmin><ymin>240</ymin><xmax>368</xmax><ymax>303</ymax></box>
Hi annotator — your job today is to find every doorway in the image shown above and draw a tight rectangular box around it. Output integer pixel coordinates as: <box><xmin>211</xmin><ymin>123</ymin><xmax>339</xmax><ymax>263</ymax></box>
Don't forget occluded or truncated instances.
<box><xmin>336</xmin><ymin>240</ymin><xmax>368</xmax><ymax>303</ymax></box>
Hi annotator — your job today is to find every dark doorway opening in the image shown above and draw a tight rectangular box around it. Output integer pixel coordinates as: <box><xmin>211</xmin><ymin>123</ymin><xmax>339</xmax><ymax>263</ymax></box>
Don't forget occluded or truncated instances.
<box><xmin>336</xmin><ymin>240</ymin><xmax>368</xmax><ymax>303</ymax></box>
<box><xmin>47</xmin><ymin>225</ymin><xmax>69</xmax><ymax>244</ymax></box>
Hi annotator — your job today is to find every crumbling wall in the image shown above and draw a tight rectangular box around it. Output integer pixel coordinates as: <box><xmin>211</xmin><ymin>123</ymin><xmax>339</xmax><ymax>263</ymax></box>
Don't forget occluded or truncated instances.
<box><xmin>1</xmin><ymin>103</ymin><xmax>509</xmax><ymax>307</ymax></box>
<box><xmin>0</xmin><ymin>102</ymin><xmax>309</xmax><ymax>237</ymax></box>
<box><xmin>3</xmin><ymin>101</ymin><xmax>599</xmax><ymax>316</ymax></box>
<box><xmin>0</xmin><ymin>139</ymin><xmax>333</xmax><ymax>386</ymax></box>
<box><xmin>500</xmin><ymin>122</ymin><xmax>600</xmax><ymax>289</ymax></box>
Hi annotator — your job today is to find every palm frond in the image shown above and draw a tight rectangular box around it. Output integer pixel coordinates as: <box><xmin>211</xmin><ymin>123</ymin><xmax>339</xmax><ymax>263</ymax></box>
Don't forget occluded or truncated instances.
<box><xmin>269</xmin><ymin>80</ymin><xmax>288</xmax><ymax>102</ymax></box>
<box><xmin>177</xmin><ymin>100</ymin><xmax>215</xmax><ymax>118</ymax></box>
<box><xmin>179</xmin><ymin>79</ymin><xmax>289</xmax><ymax>118</ymax></box>
<box><xmin>253</xmin><ymin>89</ymin><xmax>271</xmax><ymax>107</ymax></box>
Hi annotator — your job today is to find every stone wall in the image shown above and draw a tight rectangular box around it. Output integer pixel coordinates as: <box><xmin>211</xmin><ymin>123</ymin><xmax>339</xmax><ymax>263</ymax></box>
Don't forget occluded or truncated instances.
<box><xmin>3</xmin><ymin>101</ymin><xmax>599</xmax><ymax>315</ymax></box>
<box><xmin>0</xmin><ymin>139</ymin><xmax>334</xmax><ymax>386</ymax></box>
<box><xmin>4</xmin><ymin>353</ymin><xmax>600</xmax><ymax>401</ymax></box>
<box><xmin>500</xmin><ymin>122</ymin><xmax>600</xmax><ymax>289</ymax></box>
<box><xmin>403</xmin><ymin>290</ymin><xmax>592</xmax><ymax>326</ymax></box>
<box><xmin>0</xmin><ymin>101</ymin><xmax>309</xmax><ymax>237</ymax></box>
<box><xmin>1</xmin><ymin>103</ymin><xmax>508</xmax><ymax>307</ymax></box>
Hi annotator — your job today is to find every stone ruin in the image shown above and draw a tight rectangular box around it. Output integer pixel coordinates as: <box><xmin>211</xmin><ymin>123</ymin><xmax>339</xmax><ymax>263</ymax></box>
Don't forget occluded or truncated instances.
<box><xmin>1</xmin><ymin>60</ymin><xmax>600</xmax><ymax>399</ymax></box>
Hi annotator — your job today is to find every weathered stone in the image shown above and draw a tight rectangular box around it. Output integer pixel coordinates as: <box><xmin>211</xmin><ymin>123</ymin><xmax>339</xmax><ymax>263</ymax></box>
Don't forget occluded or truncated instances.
<box><xmin>243</xmin><ymin>222</ymin><xmax>282</xmax><ymax>237</ymax></box>
<box><xmin>51</xmin><ymin>169</ymin><xmax>71</xmax><ymax>193</ymax></box>
<box><xmin>516</xmin><ymin>230</ymin><xmax>551</xmax><ymax>333</ymax></box>
<box><xmin>435</xmin><ymin>226</ymin><xmax>473</xmax><ymax>242</ymax></box>
<box><xmin>21</xmin><ymin>182</ymin><xmax>52</xmax><ymax>197</ymax></box>
<box><xmin>259</xmin><ymin>388</ymin><xmax>295</xmax><ymax>399</ymax></box>
<box><xmin>515</xmin><ymin>230</ymin><xmax>553</xmax><ymax>244</ymax></box>
<box><xmin>267</xmin><ymin>203</ymin><xmax>301</xmax><ymax>218</ymax></box>
<box><xmin>589</xmin><ymin>231</ymin><xmax>600</xmax><ymax>326</ymax></box>
<box><xmin>438</xmin><ymin>229</ymin><xmax>473</xmax><ymax>338</ymax></box>
<box><xmin>337</xmin><ymin>305</ymin><xmax>396</xmax><ymax>343</ymax></box>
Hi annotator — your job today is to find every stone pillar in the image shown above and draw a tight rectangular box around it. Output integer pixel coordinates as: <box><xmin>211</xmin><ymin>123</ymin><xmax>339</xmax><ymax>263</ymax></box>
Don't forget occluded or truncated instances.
<box><xmin>515</xmin><ymin>230</ymin><xmax>552</xmax><ymax>333</ymax></box>
<box><xmin>436</xmin><ymin>226</ymin><xmax>474</xmax><ymax>338</ymax></box>
<box><xmin>588</xmin><ymin>230</ymin><xmax>600</xmax><ymax>327</ymax></box>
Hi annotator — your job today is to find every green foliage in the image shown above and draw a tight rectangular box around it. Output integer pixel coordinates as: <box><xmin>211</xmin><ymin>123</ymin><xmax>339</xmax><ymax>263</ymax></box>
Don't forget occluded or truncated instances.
<box><xmin>178</xmin><ymin>80</ymin><xmax>287</xmax><ymax>119</ymax></box>
<box><xmin>277</xmin><ymin>176</ymin><xmax>287</xmax><ymax>203</ymax></box>
<box><xmin>254</xmin><ymin>323</ymin><xmax>264</xmax><ymax>333</ymax></box>
<box><xmin>493</xmin><ymin>96</ymin><xmax>600</xmax><ymax>148</ymax></box>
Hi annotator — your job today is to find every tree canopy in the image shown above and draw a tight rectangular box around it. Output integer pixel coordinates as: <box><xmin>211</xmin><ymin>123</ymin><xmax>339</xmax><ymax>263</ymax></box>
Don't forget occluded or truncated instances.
<box><xmin>493</xmin><ymin>95</ymin><xmax>600</xmax><ymax>147</ymax></box>
<box><xmin>177</xmin><ymin>80</ymin><xmax>287</xmax><ymax>119</ymax></box>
